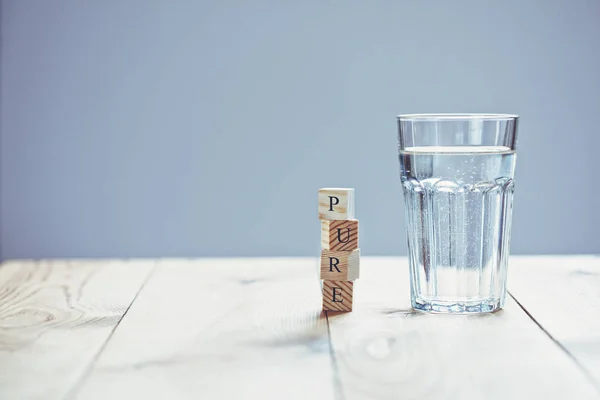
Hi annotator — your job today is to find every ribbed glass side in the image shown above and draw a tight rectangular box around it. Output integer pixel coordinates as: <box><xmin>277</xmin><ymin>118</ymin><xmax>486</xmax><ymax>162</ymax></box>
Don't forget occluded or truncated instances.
<box><xmin>400</xmin><ymin>147</ymin><xmax>516</xmax><ymax>313</ymax></box>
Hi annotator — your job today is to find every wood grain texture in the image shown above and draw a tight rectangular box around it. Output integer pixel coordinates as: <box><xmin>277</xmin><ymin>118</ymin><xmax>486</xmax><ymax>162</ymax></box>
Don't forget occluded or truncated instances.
<box><xmin>323</xmin><ymin>280</ymin><xmax>353</xmax><ymax>312</ymax></box>
<box><xmin>318</xmin><ymin>188</ymin><xmax>355</xmax><ymax>220</ymax></box>
<box><xmin>326</xmin><ymin>257</ymin><xmax>600</xmax><ymax>400</ymax></box>
<box><xmin>320</xmin><ymin>249</ymin><xmax>360</xmax><ymax>281</ymax></box>
<box><xmin>3</xmin><ymin>256</ymin><xmax>599</xmax><ymax>400</ymax></box>
<box><xmin>0</xmin><ymin>259</ymin><xmax>154</xmax><ymax>400</ymax></box>
<box><xmin>321</xmin><ymin>219</ymin><xmax>359</xmax><ymax>251</ymax></box>
<box><xmin>508</xmin><ymin>255</ymin><xmax>600</xmax><ymax>390</ymax></box>
<box><xmin>74</xmin><ymin>258</ymin><xmax>334</xmax><ymax>400</ymax></box>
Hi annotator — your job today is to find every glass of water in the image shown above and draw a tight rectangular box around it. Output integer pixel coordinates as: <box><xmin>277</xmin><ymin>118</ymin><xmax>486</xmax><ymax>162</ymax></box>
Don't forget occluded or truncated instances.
<box><xmin>397</xmin><ymin>114</ymin><xmax>519</xmax><ymax>313</ymax></box>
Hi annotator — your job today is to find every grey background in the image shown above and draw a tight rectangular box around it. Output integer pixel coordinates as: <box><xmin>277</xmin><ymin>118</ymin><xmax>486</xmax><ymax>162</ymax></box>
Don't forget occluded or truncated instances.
<box><xmin>1</xmin><ymin>0</ymin><xmax>599</xmax><ymax>260</ymax></box>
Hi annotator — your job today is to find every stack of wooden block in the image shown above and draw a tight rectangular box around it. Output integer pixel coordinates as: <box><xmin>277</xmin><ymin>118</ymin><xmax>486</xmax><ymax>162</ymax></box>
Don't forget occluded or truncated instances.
<box><xmin>318</xmin><ymin>188</ymin><xmax>359</xmax><ymax>312</ymax></box>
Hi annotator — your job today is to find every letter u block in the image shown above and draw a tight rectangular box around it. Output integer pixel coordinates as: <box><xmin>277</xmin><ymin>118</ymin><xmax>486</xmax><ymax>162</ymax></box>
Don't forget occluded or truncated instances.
<box><xmin>321</xmin><ymin>219</ymin><xmax>359</xmax><ymax>251</ymax></box>
<box><xmin>320</xmin><ymin>249</ymin><xmax>360</xmax><ymax>281</ymax></box>
<box><xmin>318</xmin><ymin>188</ymin><xmax>354</xmax><ymax>220</ymax></box>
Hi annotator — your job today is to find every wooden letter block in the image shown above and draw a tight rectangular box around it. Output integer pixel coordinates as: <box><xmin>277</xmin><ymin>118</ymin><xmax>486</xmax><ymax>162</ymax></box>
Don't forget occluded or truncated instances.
<box><xmin>322</xmin><ymin>280</ymin><xmax>353</xmax><ymax>312</ymax></box>
<box><xmin>321</xmin><ymin>219</ymin><xmax>359</xmax><ymax>251</ymax></box>
<box><xmin>320</xmin><ymin>249</ymin><xmax>360</xmax><ymax>281</ymax></box>
<box><xmin>318</xmin><ymin>188</ymin><xmax>355</xmax><ymax>220</ymax></box>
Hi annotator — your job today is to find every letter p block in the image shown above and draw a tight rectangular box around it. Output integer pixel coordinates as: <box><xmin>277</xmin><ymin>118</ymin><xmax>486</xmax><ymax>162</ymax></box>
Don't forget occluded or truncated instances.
<box><xmin>318</xmin><ymin>188</ymin><xmax>355</xmax><ymax>220</ymax></box>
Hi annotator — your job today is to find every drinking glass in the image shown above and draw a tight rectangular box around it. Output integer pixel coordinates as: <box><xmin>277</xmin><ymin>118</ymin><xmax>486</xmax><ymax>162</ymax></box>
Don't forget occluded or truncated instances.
<box><xmin>397</xmin><ymin>114</ymin><xmax>519</xmax><ymax>313</ymax></box>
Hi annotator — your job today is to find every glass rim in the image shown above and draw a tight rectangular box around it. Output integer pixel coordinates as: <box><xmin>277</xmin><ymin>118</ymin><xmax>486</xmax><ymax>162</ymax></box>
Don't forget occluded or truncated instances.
<box><xmin>397</xmin><ymin>113</ymin><xmax>519</xmax><ymax>121</ymax></box>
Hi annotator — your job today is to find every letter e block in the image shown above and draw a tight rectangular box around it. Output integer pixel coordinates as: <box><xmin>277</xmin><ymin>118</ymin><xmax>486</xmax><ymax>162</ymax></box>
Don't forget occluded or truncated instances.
<box><xmin>321</xmin><ymin>219</ymin><xmax>359</xmax><ymax>251</ymax></box>
<box><xmin>320</xmin><ymin>249</ymin><xmax>360</xmax><ymax>281</ymax></box>
<box><xmin>322</xmin><ymin>280</ymin><xmax>353</xmax><ymax>312</ymax></box>
<box><xmin>318</xmin><ymin>188</ymin><xmax>355</xmax><ymax>220</ymax></box>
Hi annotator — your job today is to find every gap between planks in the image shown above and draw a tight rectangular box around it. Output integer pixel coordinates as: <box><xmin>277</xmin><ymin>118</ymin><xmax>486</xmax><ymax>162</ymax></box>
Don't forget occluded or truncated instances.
<box><xmin>73</xmin><ymin>258</ymin><xmax>336</xmax><ymax>400</ymax></box>
<box><xmin>508</xmin><ymin>255</ymin><xmax>600</xmax><ymax>396</ymax></box>
<box><xmin>65</xmin><ymin>261</ymin><xmax>159</xmax><ymax>400</ymax></box>
<box><xmin>509</xmin><ymin>290</ymin><xmax>600</xmax><ymax>397</ymax></box>
<box><xmin>324</xmin><ymin>257</ymin><xmax>600</xmax><ymax>400</ymax></box>
<box><xmin>0</xmin><ymin>259</ymin><xmax>156</xmax><ymax>400</ymax></box>
<box><xmin>325</xmin><ymin>311</ymin><xmax>346</xmax><ymax>400</ymax></box>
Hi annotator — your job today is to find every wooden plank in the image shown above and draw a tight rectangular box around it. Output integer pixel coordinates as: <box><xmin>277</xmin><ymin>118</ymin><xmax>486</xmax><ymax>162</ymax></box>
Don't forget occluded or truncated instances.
<box><xmin>508</xmin><ymin>255</ymin><xmax>600</xmax><ymax>389</ymax></box>
<box><xmin>326</xmin><ymin>257</ymin><xmax>600</xmax><ymax>400</ymax></box>
<box><xmin>0</xmin><ymin>259</ymin><xmax>155</xmax><ymax>400</ymax></box>
<box><xmin>74</xmin><ymin>258</ymin><xmax>334</xmax><ymax>400</ymax></box>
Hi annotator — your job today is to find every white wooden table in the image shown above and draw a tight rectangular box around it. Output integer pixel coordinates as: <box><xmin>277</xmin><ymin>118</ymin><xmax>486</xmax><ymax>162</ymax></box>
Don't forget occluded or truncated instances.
<box><xmin>1</xmin><ymin>256</ymin><xmax>599</xmax><ymax>399</ymax></box>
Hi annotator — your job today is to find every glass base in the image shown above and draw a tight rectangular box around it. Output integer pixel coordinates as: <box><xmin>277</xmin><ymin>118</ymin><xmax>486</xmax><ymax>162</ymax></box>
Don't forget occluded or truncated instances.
<box><xmin>412</xmin><ymin>298</ymin><xmax>503</xmax><ymax>314</ymax></box>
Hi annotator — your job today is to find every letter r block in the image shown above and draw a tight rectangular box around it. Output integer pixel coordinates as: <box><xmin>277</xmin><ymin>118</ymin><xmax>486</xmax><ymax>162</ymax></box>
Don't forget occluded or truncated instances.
<box><xmin>322</xmin><ymin>280</ymin><xmax>353</xmax><ymax>312</ymax></box>
<box><xmin>321</xmin><ymin>219</ymin><xmax>359</xmax><ymax>251</ymax></box>
<box><xmin>318</xmin><ymin>188</ymin><xmax>355</xmax><ymax>220</ymax></box>
<box><xmin>320</xmin><ymin>249</ymin><xmax>360</xmax><ymax>281</ymax></box>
